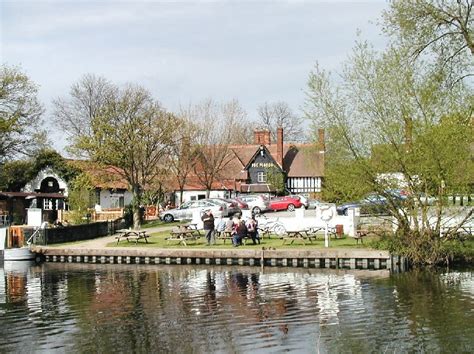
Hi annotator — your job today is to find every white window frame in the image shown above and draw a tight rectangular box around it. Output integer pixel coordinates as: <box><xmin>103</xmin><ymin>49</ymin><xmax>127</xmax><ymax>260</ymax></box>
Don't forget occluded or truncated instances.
<box><xmin>257</xmin><ymin>171</ymin><xmax>267</xmax><ymax>183</ymax></box>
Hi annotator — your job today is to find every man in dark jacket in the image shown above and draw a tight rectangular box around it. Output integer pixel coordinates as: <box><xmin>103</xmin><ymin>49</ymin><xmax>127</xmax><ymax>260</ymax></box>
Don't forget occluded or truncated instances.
<box><xmin>201</xmin><ymin>209</ymin><xmax>215</xmax><ymax>245</ymax></box>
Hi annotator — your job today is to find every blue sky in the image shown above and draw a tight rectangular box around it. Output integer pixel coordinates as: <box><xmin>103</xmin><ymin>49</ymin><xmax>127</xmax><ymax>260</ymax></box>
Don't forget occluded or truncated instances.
<box><xmin>1</xmin><ymin>0</ymin><xmax>388</xmax><ymax>150</ymax></box>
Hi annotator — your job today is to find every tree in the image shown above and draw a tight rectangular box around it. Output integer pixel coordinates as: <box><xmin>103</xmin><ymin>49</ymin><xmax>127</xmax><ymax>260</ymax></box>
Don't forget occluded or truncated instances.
<box><xmin>383</xmin><ymin>0</ymin><xmax>474</xmax><ymax>83</ymax></box>
<box><xmin>54</xmin><ymin>79</ymin><xmax>178</xmax><ymax>229</ymax></box>
<box><xmin>305</xmin><ymin>41</ymin><xmax>473</xmax><ymax>265</ymax></box>
<box><xmin>67</xmin><ymin>173</ymin><xmax>95</xmax><ymax>224</ymax></box>
<box><xmin>190</xmin><ymin>99</ymin><xmax>247</xmax><ymax>197</ymax></box>
<box><xmin>0</xmin><ymin>65</ymin><xmax>46</xmax><ymax>162</ymax></box>
<box><xmin>165</xmin><ymin>114</ymin><xmax>200</xmax><ymax>205</ymax></box>
<box><xmin>53</xmin><ymin>73</ymin><xmax>117</xmax><ymax>158</ymax></box>
<box><xmin>0</xmin><ymin>148</ymin><xmax>80</xmax><ymax>192</ymax></box>
<box><xmin>257</xmin><ymin>101</ymin><xmax>304</xmax><ymax>141</ymax></box>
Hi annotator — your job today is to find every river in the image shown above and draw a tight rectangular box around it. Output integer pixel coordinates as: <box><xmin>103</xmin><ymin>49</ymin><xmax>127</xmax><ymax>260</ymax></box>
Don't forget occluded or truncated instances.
<box><xmin>0</xmin><ymin>261</ymin><xmax>473</xmax><ymax>353</ymax></box>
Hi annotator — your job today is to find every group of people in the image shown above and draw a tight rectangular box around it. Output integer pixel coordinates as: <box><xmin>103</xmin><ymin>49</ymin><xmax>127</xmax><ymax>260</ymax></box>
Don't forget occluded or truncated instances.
<box><xmin>201</xmin><ymin>209</ymin><xmax>260</xmax><ymax>247</ymax></box>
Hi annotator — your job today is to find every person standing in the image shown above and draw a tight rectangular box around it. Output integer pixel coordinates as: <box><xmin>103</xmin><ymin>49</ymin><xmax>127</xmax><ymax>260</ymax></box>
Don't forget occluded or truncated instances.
<box><xmin>202</xmin><ymin>209</ymin><xmax>215</xmax><ymax>245</ymax></box>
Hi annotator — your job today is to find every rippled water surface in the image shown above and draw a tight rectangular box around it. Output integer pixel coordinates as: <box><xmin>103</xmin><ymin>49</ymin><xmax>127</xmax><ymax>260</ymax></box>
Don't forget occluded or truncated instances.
<box><xmin>0</xmin><ymin>262</ymin><xmax>473</xmax><ymax>353</ymax></box>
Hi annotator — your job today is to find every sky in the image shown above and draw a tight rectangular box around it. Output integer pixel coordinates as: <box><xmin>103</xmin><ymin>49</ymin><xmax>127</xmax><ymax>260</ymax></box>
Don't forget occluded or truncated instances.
<box><xmin>1</xmin><ymin>0</ymin><xmax>389</xmax><ymax>151</ymax></box>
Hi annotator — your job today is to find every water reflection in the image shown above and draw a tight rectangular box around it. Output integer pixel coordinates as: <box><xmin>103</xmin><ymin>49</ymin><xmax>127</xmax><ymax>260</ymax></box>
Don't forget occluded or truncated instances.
<box><xmin>0</xmin><ymin>262</ymin><xmax>473</xmax><ymax>353</ymax></box>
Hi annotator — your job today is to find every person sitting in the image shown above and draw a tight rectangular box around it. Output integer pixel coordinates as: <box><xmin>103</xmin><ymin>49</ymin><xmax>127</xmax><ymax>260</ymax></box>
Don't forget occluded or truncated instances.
<box><xmin>232</xmin><ymin>216</ymin><xmax>247</xmax><ymax>247</ymax></box>
<box><xmin>246</xmin><ymin>216</ymin><xmax>260</xmax><ymax>245</ymax></box>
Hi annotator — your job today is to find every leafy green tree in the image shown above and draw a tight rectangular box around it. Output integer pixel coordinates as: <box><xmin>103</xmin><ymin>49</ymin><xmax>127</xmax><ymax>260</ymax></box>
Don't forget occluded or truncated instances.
<box><xmin>383</xmin><ymin>0</ymin><xmax>474</xmax><ymax>83</ymax></box>
<box><xmin>306</xmin><ymin>41</ymin><xmax>473</xmax><ymax>265</ymax></box>
<box><xmin>54</xmin><ymin>77</ymin><xmax>178</xmax><ymax>228</ymax></box>
<box><xmin>265</xmin><ymin>166</ymin><xmax>285</xmax><ymax>195</ymax></box>
<box><xmin>0</xmin><ymin>65</ymin><xmax>46</xmax><ymax>162</ymax></box>
<box><xmin>0</xmin><ymin>149</ymin><xmax>79</xmax><ymax>191</ymax></box>
<box><xmin>67</xmin><ymin>173</ymin><xmax>95</xmax><ymax>224</ymax></box>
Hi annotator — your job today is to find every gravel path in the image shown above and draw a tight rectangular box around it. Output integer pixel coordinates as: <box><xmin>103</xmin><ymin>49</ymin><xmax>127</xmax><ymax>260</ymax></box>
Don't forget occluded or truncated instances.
<box><xmin>51</xmin><ymin>225</ymin><xmax>176</xmax><ymax>249</ymax></box>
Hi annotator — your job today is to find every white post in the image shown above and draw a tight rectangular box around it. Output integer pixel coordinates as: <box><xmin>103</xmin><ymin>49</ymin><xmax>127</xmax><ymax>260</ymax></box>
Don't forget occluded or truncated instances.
<box><xmin>324</xmin><ymin>222</ymin><xmax>329</xmax><ymax>248</ymax></box>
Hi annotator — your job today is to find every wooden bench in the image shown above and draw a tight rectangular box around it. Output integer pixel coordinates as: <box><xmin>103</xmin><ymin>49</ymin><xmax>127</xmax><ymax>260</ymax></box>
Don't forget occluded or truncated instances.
<box><xmin>166</xmin><ymin>229</ymin><xmax>200</xmax><ymax>246</ymax></box>
<box><xmin>115</xmin><ymin>229</ymin><xmax>150</xmax><ymax>245</ymax></box>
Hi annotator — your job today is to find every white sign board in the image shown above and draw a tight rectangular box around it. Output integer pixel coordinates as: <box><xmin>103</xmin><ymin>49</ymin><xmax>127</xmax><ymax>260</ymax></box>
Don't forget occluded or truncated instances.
<box><xmin>27</xmin><ymin>208</ymin><xmax>42</xmax><ymax>227</ymax></box>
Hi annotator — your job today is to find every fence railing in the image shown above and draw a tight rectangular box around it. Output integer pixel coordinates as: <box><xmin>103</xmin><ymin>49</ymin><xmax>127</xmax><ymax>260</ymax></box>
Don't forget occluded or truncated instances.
<box><xmin>33</xmin><ymin>217</ymin><xmax>129</xmax><ymax>245</ymax></box>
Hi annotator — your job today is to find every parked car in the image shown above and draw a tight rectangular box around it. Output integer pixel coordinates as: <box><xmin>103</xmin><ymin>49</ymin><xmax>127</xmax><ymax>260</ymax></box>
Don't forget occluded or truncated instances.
<box><xmin>269</xmin><ymin>196</ymin><xmax>304</xmax><ymax>211</ymax></box>
<box><xmin>415</xmin><ymin>193</ymin><xmax>437</xmax><ymax>206</ymax></box>
<box><xmin>306</xmin><ymin>199</ymin><xmax>322</xmax><ymax>209</ymax></box>
<box><xmin>289</xmin><ymin>194</ymin><xmax>309</xmax><ymax>208</ymax></box>
<box><xmin>160</xmin><ymin>199</ymin><xmax>227</xmax><ymax>222</ymax></box>
<box><xmin>238</xmin><ymin>194</ymin><xmax>271</xmax><ymax>214</ymax></box>
<box><xmin>229</xmin><ymin>198</ymin><xmax>249</xmax><ymax>210</ymax></box>
<box><xmin>336</xmin><ymin>192</ymin><xmax>405</xmax><ymax>216</ymax></box>
<box><xmin>208</xmin><ymin>198</ymin><xmax>241</xmax><ymax>216</ymax></box>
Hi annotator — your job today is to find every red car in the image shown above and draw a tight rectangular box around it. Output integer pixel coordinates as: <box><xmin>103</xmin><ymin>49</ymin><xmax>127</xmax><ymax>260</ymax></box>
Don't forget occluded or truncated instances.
<box><xmin>269</xmin><ymin>196</ymin><xmax>303</xmax><ymax>211</ymax></box>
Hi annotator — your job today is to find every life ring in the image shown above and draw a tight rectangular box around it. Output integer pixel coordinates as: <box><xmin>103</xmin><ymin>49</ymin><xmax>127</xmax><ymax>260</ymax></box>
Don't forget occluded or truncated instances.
<box><xmin>319</xmin><ymin>204</ymin><xmax>334</xmax><ymax>222</ymax></box>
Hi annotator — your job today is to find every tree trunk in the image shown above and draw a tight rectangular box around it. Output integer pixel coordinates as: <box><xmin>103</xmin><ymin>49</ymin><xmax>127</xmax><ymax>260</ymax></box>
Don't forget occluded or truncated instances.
<box><xmin>132</xmin><ymin>185</ymin><xmax>142</xmax><ymax>229</ymax></box>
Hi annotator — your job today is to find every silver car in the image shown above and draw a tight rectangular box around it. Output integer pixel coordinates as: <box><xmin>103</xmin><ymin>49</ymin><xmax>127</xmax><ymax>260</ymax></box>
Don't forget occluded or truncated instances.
<box><xmin>208</xmin><ymin>198</ymin><xmax>241</xmax><ymax>216</ymax></box>
<box><xmin>237</xmin><ymin>194</ymin><xmax>271</xmax><ymax>214</ymax></box>
<box><xmin>160</xmin><ymin>199</ymin><xmax>227</xmax><ymax>222</ymax></box>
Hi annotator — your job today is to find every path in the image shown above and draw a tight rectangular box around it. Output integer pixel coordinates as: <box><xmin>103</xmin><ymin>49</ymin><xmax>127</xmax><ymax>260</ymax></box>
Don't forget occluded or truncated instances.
<box><xmin>51</xmin><ymin>225</ymin><xmax>176</xmax><ymax>249</ymax></box>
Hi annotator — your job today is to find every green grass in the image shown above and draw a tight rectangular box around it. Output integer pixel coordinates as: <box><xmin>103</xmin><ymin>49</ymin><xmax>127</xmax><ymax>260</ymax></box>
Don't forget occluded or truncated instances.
<box><xmin>109</xmin><ymin>230</ymin><xmax>378</xmax><ymax>249</ymax></box>
<box><xmin>140</xmin><ymin>219</ymin><xmax>192</xmax><ymax>229</ymax></box>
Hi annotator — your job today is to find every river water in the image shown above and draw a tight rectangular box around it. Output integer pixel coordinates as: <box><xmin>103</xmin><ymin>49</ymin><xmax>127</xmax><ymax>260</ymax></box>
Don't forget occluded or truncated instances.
<box><xmin>0</xmin><ymin>261</ymin><xmax>473</xmax><ymax>353</ymax></box>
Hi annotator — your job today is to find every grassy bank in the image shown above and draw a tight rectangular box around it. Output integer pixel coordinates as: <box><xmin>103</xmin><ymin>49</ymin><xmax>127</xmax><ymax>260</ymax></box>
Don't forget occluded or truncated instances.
<box><xmin>109</xmin><ymin>229</ymin><xmax>378</xmax><ymax>249</ymax></box>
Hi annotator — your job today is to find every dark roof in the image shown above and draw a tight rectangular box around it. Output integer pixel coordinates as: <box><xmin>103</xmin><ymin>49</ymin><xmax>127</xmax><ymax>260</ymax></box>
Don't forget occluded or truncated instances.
<box><xmin>0</xmin><ymin>192</ymin><xmax>66</xmax><ymax>199</ymax></box>
<box><xmin>229</xmin><ymin>143</ymin><xmax>324</xmax><ymax>178</ymax></box>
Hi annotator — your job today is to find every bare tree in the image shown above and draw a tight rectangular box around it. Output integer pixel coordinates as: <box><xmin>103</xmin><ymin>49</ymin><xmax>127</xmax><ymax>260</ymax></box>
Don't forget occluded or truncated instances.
<box><xmin>257</xmin><ymin>101</ymin><xmax>304</xmax><ymax>141</ymax></box>
<box><xmin>166</xmin><ymin>111</ymin><xmax>200</xmax><ymax>205</ymax></box>
<box><xmin>53</xmin><ymin>74</ymin><xmax>117</xmax><ymax>157</ymax></box>
<box><xmin>192</xmin><ymin>99</ymin><xmax>247</xmax><ymax>197</ymax></box>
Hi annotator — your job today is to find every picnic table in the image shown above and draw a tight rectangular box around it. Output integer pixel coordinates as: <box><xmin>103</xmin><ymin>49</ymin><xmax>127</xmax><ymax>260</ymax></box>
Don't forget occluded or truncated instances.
<box><xmin>282</xmin><ymin>230</ymin><xmax>315</xmax><ymax>245</ymax></box>
<box><xmin>183</xmin><ymin>223</ymin><xmax>201</xmax><ymax>235</ymax></box>
<box><xmin>166</xmin><ymin>228</ymin><xmax>200</xmax><ymax>246</ymax></box>
<box><xmin>216</xmin><ymin>230</ymin><xmax>233</xmax><ymax>244</ymax></box>
<box><xmin>115</xmin><ymin>229</ymin><xmax>150</xmax><ymax>245</ymax></box>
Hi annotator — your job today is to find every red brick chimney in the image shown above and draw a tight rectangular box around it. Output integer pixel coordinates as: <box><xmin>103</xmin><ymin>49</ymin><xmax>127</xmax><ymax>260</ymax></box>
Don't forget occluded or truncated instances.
<box><xmin>277</xmin><ymin>127</ymin><xmax>283</xmax><ymax>168</ymax></box>
<box><xmin>254</xmin><ymin>130</ymin><xmax>271</xmax><ymax>145</ymax></box>
<box><xmin>318</xmin><ymin>128</ymin><xmax>325</xmax><ymax>152</ymax></box>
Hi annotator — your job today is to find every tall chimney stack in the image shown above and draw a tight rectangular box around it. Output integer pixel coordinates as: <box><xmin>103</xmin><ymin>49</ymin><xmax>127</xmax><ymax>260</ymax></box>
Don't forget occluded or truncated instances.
<box><xmin>254</xmin><ymin>130</ymin><xmax>271</xmax><ymax>145</ymax></box>
<box><xmin>318</xmin><ymin>128</ymin><xmax>325</xmax><ymax>152</ymax></box>
<box><xmin>277</xmin><ymin>127</ymin><xmax>284</xmax><ymax>168</ymax></box>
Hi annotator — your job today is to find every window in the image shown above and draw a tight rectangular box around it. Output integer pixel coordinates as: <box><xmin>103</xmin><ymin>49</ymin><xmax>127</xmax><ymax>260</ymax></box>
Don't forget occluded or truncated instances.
<box><xmin>43</xmin><ymin>199</ymin><xmax>54</xmax><ymax>210</ymax></box>
<box><xmin>257</xmin><ymin>171</ymin><xmax>267</xmax><ymax>183</ymax></box>
<box><xmin>110</xmin><ymin>194</ymin><xmax>125</xmax><ymax>208</ymax></box>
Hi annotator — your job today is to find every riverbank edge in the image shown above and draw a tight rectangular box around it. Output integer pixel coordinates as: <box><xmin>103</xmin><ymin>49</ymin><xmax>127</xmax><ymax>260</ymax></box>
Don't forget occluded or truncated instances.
<box><xmin>31</xmin><ymin>245</ymin><xmax>405</xmax><ymax>271</ymax></box>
